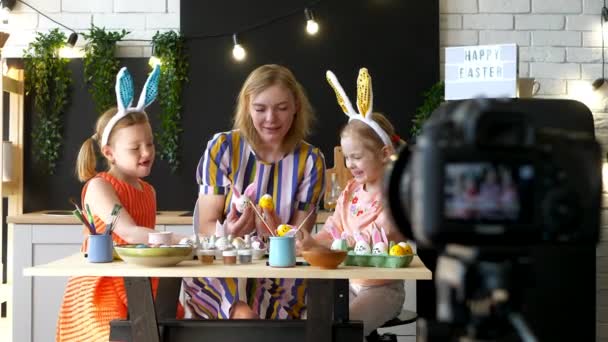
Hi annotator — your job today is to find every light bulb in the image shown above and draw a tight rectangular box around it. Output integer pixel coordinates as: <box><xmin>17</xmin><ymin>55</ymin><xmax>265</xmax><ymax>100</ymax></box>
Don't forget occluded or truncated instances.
<box><xmin>306</xmin><ymin>19</ymin><xmax>319</xmax><ymax>35</ymax></box>
<box><xmin>0</xmin><ymin>6</ymin><xmax>10</xmax><ymax>25</ymax></box>
<box><xmin>231</xmin><ymin>34</ymin><xmax>246</xmax><ymax>61</ymax></box>
<box><xmin>232</xmin><ymin>44</ymin><xmax>246</xmax><ymax>61</ymax></box>
<box><xmin>148</xmin><ymin>55</ymin><xmax>162</xmax><ymax>67</ymax></box>
<box><xmin>304</xmin><ymin>8</ymin><xmax>319</xmax><ymax>36</ymax></box>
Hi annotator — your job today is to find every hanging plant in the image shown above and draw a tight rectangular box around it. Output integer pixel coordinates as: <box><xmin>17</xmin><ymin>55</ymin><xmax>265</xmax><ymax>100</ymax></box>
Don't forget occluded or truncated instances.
<box><xmin>23</xmin><ymin>29</ymin><xmax>72</xmax><ymax>174</ymax></box>
<box><xmin>151</xmin><ymin>30</ymin><xmax>189</xmax><ymax>172</ymax></box>
<box><xmin>410</xmin><ymin>81</ymin><xmax>444</xmax><ymax>139</ymax></box>
<box><xmin>82</xmin><ymin>25</ymin><xmax>129</xmax><ymax>114</ymax></box>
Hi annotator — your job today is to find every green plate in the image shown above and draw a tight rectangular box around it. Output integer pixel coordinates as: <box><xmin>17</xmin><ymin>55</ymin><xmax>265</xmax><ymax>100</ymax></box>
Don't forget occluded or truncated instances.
<box><xmin>114</xmin><ymin>244</ymin><xmax>193</xmax><ymax>267</ymax></box>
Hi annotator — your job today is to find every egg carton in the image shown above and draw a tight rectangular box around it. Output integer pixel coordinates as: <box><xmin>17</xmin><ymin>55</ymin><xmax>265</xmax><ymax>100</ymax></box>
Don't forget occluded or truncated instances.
<box><xmin>344</xmin><ymin>251</ymin><xmax>414</xmax><ymax>268</ymax></box>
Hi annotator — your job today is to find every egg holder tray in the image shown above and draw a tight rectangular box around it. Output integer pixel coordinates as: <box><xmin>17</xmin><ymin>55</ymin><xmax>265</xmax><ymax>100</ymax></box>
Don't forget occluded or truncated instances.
<box><xmin>343</xmin><ymin>251</ymin><xmax>415</xmax><ymax>268</ymax></box>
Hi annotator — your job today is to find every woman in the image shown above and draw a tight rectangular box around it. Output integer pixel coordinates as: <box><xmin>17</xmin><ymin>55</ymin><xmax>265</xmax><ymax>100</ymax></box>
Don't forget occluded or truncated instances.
<box><xmin>183</xmin><ymin>64</ymin><xmax>326</xmax><ymax>319</ymax></box>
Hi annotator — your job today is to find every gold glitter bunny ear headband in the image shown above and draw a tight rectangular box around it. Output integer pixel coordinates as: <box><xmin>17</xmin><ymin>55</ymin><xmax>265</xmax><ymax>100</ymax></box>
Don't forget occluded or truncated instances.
<box><xmin>325</xmin><ymin>68</ymin><xmax>391</xmax><ymax>146</ymax></box>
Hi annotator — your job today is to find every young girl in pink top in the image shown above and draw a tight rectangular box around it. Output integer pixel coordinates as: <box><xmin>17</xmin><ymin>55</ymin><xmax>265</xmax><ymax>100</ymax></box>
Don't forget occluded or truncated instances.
<box><xmin>301</xmin><ymin>68</ymin><xmax>408</xmax><ymax>338</ymax></box>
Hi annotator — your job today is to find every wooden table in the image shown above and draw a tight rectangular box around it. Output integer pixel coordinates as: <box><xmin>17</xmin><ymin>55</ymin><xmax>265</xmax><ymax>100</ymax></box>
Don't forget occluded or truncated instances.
<box><xmin>24</xmin><ymin>253</ymin><xmax>431</xmax><ymax>342</ymax></box>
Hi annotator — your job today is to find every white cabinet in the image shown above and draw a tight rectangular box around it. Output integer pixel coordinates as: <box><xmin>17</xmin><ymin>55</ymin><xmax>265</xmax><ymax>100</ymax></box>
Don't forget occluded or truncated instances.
<box><xmin>10</xmin><ymin>223</ymin><xmax>196</xmax><ymax>342</ymax></box>
<box><xmin>12</xmin><ymin>224</ymin><xmax>81</xmax><ymax>342</ymax></box>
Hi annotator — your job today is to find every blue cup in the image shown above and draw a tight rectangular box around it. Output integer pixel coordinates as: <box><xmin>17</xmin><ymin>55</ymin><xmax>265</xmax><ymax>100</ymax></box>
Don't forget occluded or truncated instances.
<box><xmin>88</xmin><ymin>234</ymin><xmax>113</xmax><ymax>263</ymax></box>
<box><xmin>268</xmin><ymin>236</ymin><xmax>296</xmax><ymax>267</ymax></box>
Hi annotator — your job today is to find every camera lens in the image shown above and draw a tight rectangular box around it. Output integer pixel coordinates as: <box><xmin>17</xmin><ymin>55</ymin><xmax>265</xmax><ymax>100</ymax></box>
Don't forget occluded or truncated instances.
<box><xmin>384</xmin><ymin>145</ymin><xmax>413</xmax><ymax>240</ymax></box>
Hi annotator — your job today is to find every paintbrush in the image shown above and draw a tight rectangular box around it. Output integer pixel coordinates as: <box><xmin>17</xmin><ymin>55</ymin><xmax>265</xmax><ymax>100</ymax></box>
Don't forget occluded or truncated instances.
<box><xmin>294</xmin><ymin>209</ymin><xmax>315</xmax><ymax>235</ymax></box>
<box><xmin>69</xmin><ymin>197</ymin><xmax>96</xmax><ymax>234</ymax></box>
<box><xmin>72</xmin><ymin>209</ymin><xmax>96</xmax><ymax>235</ymax></box>
<box><xmin>85</xmin><ymin>203</ymin><xmax>95</xmax><ymax>230</ymax></box>
<box><xmin>248</xmin><ymin>201</ymin><xmax>276</xmax><ymax>236</ymax></box>
<box><xmin>107</xmin><ymin>204</ymin><xmax>122</xmax><ymax>234</ymax></box>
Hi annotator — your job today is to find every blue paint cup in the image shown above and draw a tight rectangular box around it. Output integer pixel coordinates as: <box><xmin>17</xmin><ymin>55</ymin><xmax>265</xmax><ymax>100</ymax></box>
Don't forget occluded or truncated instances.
<box><xmin>88</xmin><ymin>234</ymin><xmax>113</xmax><ymax>263</ymax></box>
<box><xmin>268</xmin><ymin>236</ymin><xmax>296</xmax><ymax>267</ymax></box>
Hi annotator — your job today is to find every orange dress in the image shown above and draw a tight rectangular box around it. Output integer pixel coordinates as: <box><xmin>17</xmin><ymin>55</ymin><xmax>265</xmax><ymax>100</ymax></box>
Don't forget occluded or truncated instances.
<box><xmin>56</xmin><ymin>172</ymin><xmax>163</xmax><ymax>341</ymax></box>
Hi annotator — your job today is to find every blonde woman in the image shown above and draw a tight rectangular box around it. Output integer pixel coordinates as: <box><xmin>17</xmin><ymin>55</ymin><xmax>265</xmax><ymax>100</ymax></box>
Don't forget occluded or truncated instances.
<box><xmin>183</xmin><ymin>64</ymin><xmax>326</xmax><ymax>319</ymax></box>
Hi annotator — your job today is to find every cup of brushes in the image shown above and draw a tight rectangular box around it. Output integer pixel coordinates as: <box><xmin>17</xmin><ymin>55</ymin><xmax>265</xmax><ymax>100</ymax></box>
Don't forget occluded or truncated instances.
<box><xmin>71</xmin><ymin>201</ymin><xmax>122</xmax><ymax>263</ymax></box>
<box><xmin>251</xmin><ymin>195</ymin><xmax>315</xmax><ymax>267</ymax></box>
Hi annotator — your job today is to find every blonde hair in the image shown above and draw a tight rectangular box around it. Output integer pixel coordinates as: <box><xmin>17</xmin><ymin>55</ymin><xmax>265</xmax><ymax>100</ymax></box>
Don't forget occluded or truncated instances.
<box><xmin>233</xmin><ymin>64</ymin><xmax>314</xmax><ymax>153</ymax></box>
<box><xmin>340</xmin><ymin>112</ymin><xmax>403</xmax><ymax>152</ymax></box>
<box><xmin>75</xmin><ymin>107</ymin><xmax>149</xmax><ymax>182</ymax></box>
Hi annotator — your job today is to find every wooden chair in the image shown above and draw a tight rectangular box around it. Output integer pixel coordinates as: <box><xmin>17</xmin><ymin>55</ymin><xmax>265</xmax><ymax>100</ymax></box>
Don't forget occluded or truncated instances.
<box><xmin>324</xmin><ymin>146</ymin><xmax>352</xmax><ymax>204</ymax></box>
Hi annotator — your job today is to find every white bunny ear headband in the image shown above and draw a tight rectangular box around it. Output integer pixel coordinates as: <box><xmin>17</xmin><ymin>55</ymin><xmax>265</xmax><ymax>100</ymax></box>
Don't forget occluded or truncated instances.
<box><xmin>326</xmin><ymin>68</ymin><xmax>392</xmax><ymax>146</ymax></box>
<box><xmin>101</xmin><ymin>64</ymin><xmax>161</xmax><ymax>146</ymax></box>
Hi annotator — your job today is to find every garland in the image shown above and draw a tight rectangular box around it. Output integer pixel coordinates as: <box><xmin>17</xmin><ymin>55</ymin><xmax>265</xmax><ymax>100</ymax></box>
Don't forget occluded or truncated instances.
<box><xmin>151</xmin><ymin>31</ymin><xmax>189</xmax><ymax>172</ymax></box>
<box><xmin>82</xmin><ymin>25</ymin><xmax>129</xmax><ymax>114</ymax></box>
<box><xmin>23</xmin><ymin>29</ymin><xmax>72</xmax><ymax>174</ymax></box>
<box><xmin>410</xmin><ymin>81</ymin><xmax>444</xmax><ymax>138</ymax></box>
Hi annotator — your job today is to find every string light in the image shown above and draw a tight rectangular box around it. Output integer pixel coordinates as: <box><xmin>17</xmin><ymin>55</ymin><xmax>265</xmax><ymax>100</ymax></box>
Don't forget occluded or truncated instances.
<box><xmin>232</xmin><ymin>33</ymin><xmax>246</xmax><ymax>62</ymax></box>
<box><xmin>8</xmin><ymin>0</ymin><xmax>322</xmax><ymax>63</ymax></box>
<box><xmin>66</xmin><ymin>32</ymin><xmax>78</xmax><ymax>47</ymax></box>
<box><xmin>304</xmin><ymin>8</ymin><xmax>319</xmax><ymax>35</ymax></box>
<box><xmin>148</xmin><ymin>43</ymin><xmax>162</xmax><ymax>67</ymax></box>
<box><xmin>593</xmin><ymin>0</ymin><xmax>608</xmax><ymax>91</ymax></box>
<box><xmin>0</xmin><ymin>0</ymin><xmax>15</xmax><ymax>25</ymax></box>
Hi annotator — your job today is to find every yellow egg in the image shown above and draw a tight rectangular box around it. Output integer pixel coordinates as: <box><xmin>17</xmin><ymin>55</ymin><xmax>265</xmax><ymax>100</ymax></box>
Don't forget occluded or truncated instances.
<box><xmin>389</xmin><ymin>244</ymin><xmax>407</xmax><ymax>256</ymax></box>
<box><xmin>277</xmin><ymin>224</ymin><xmax>293</xmax><ymax>237</ymax></box>
<box><xmin>259</xmin><ymin>194</ymin><xmax>274</xmax><ymax>210</ymax></box>
<box><xmin>401</xmin><ymin>243</ymin><xmax>413</xmax><ymax>255</ymax></box>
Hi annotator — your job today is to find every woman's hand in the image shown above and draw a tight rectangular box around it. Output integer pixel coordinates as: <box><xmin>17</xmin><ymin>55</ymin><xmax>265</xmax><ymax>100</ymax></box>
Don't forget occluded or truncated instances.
<box><xmin>225</xmin><ymin>203</ymin><xmax>256</xmax><ymax>237</ymax></box>
<box><xmin>256</xmin><ymin>206</ymin><xmax>280</xmax><ymax>237</ymax></box>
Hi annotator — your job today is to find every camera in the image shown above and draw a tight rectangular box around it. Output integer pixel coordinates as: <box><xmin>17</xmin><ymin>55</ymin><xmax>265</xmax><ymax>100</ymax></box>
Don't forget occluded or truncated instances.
<box><xmin>385</xmin><ymin>98</ymin><xmax>602</xmax><ymax>341</ymax></box>
<box><xmin>386</xmin><ymin>98</ymin><xmax>602</xmax><ymax>248</ymax></box>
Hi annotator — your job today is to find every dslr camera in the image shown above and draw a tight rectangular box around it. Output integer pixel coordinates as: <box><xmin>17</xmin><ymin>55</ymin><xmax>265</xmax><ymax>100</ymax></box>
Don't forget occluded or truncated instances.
<box><xmin>385</xmin><ymin>98</ymin><xmax>602</xmax><ymax>341</ymax></box>
<box><xmin>387</xmin><ymin>98</ymin><xmax>601</xmax><ymax>248</ymax></box>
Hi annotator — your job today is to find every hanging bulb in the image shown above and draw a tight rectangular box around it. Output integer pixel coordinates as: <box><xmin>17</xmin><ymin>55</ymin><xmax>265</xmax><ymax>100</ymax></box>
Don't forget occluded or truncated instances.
<box><xmin>304</xmin><ymin>8</ymin><xmax>319</xmax><ymax>35</ymax></box>
<box><xmin>67</xmin><ymin>32</ymin><xmax>78</xmax><ymax>47</ymax></box>
<box><xmin>0</xmin><ymin>0</ymin><xmax>16</xmax><ymax>25</ymax></box>
<box><xmin>232</xmin><ymin>33</ymin><xmax>246</xmax><ymax>61</ymax></box>
<box><xmin>148</xmin><ymin>44</ymin><xmax>162</xmax><ymax>67</ymax></box>
<box><xmin>593</xmin><ymin>78</ymin><xmax>607</xmax><ymax>91</ymax></box>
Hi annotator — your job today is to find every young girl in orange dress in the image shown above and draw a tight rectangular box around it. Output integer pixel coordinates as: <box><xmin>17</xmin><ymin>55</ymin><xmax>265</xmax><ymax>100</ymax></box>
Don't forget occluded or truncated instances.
<box><xmin>56</xmin><ymin>65</ymin><xmax>183</xmax><ymax>341</ymax></box>
<box><xmin>300</xmin><ymin>68</ymin><xmax>408</xmax><ymax>338</ymax></box>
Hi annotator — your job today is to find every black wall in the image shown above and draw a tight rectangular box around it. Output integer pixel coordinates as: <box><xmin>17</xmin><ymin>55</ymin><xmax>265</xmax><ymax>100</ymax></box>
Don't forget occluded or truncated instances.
<box><xmin>22</xmin><ymin>0</ymin><xmax>439</xmax><ymax>211</ymax></box>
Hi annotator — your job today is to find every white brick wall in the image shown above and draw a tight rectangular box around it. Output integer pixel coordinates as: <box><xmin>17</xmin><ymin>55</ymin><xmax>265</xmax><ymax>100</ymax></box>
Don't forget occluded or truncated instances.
<box><xmin>440</xmin><ymin>1</ymin><xmax>607</xmax><ymax>341</ymax></box>
<box><xmin>0</xmin><ymin>0</ymin><xmax>178</xmax><ymax>57</ymax></box>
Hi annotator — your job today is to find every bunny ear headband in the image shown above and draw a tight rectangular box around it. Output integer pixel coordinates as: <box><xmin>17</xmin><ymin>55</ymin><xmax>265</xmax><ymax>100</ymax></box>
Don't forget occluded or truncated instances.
<box><xmin>325</xmin><ymin>68</ymin><xmax>392</xmax><ymax>146</ymax></box>
<box><xmin>101</xmin><ymin>64</ymin><xmax>161</xmax><ymax>146</ymax></box>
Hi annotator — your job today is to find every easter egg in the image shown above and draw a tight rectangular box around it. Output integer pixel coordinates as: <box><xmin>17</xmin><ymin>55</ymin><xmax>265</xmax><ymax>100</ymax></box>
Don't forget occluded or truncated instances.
<box><xmin>259</xmin><ymin>194</ymin><xmax>274</xmax><ymax>210</ymax></box>
<box><xmin>389</xmin><ymin>245</ymin><xmax>406</xmax><ymax>256</ymax></box>
<box><xmin>277</xmin><ymin>224</ymin><xmax>293</xmax><ymax>237</ymax></box>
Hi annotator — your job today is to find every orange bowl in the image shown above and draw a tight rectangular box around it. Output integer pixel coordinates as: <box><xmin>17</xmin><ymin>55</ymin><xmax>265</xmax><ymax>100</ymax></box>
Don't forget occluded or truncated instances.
<box><xmin>302</xmin><ymin>248</ymin><xmax>347</xmax><ymax>269</ymax></box>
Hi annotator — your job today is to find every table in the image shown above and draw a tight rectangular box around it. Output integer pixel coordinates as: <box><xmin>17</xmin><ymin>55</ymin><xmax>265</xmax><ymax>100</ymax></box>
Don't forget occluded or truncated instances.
<box><xmin>24</xmin><ymin>253</ymin><xmax>432</xmax><ymax>342</ymax></box>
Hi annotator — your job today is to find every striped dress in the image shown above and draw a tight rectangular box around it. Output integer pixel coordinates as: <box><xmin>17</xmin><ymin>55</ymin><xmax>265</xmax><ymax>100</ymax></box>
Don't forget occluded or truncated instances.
<box><xmin>56</xmin><ymin>172</ymin><xmax>161</xmax><ymax>341</ymax></box>
<box><xmin>183</xmin><ymin>130</ymin><xmax>325</xmax><ymax>319</ymax></box>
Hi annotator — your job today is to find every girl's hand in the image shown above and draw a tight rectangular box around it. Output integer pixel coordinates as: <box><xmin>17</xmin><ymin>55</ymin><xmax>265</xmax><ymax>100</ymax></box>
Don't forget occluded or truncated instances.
<box><xmin>355</xmin><ymin>205</ymin><xmax>382</xmax><ymax>231</ymax></box>
<box><xmin>295</xmin><ymin>228</ymin><xmax>319</xmax><ymax>255</ymax></box>
<box><xmin>226</xmin><ymin>203</ymin><xmax>256</xmax><ymax>237</ymax></box>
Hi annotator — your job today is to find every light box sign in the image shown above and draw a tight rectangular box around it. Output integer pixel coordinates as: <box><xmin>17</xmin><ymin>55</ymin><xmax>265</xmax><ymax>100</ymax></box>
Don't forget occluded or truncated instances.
<box><xmin>445</xmin><ymin>44</ymin><xmax>517</xmax><ymax>100</ymax></box>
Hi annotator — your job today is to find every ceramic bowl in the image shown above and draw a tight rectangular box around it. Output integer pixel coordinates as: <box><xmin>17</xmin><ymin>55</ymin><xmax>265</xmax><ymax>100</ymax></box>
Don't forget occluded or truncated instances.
<box><xmin>114</xmin><ymin>244</ymin><xmax>193</xmax><ymax>267</ymax></box>
<box><xmin>301</xmin><ymin>248</ymin><xmax>347</xmax><ymax>269</ymax></box>
<box><xmin>148</xmin><ymin>231</ymin><xmax>174</xmax><ymax>245</ymax></box>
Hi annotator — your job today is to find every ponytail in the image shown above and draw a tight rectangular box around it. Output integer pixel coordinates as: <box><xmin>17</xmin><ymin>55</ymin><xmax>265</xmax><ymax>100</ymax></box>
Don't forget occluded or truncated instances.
<box><xmin>75</xmin><ymin>136</ymin><xmax>98</xmax><ymax>182</ymax></box>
